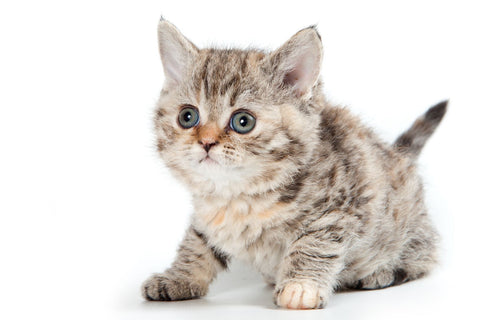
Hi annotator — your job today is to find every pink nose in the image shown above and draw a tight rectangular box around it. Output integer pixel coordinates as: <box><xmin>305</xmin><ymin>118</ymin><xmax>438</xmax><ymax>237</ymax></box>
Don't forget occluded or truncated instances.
<box><xmin>198</xmin><ymin>140</ymin><xmax>218</xmax><ymax>152</ymax></box>
<box><xmin>197</xmin><ymin>123</ymin><xmax>220</xmax><ymax>153</ymax></box>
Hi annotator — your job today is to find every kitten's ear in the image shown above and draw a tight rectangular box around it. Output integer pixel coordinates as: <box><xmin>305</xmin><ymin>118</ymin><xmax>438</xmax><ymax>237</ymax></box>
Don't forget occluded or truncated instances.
<box><xmin>157</xmin><ymin>20</ymin><xmax>199</xmax><ymax>86</ymax></box>
<box><xmin>267</xmin><ymin>27</ymin><xmax>323</xmax><ymax>97</ymax></box>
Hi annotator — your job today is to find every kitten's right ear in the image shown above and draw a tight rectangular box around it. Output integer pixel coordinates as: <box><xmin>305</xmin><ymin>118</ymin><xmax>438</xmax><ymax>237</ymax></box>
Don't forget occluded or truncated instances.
<box><xmin>157</xmin><ymin>20</ymin><xmax>199</xmax><ymax>86</ymax></box>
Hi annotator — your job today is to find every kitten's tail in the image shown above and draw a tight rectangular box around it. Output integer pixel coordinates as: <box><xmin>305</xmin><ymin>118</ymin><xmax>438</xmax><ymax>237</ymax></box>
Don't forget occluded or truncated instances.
<box><xmin>393</xmin><ymin>100</ymin><xmax>448</xmax><ymax>158</ymax></box>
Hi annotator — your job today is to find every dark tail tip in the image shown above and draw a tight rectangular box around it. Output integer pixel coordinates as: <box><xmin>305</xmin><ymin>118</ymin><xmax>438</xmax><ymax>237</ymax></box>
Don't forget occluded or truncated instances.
<box><xmin>425</xmin><ymin>100</ymin><xmax>448</xmax><ymax>123</ymax></box>
<box><xmin>393</xmin><ymin>100</ymin><xmax>448</xmax><ymax>159</ymax></box>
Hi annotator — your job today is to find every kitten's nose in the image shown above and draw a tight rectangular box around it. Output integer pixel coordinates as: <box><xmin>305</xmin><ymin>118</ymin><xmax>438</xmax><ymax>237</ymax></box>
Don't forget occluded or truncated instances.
<box><xmin>199</xmin><ymin>139</ymin><xmax>218</xmax><ymax>152</ymax></box>
<box><xmin>197</xmin><ymin>123</ymin><xmax>220</xmax><ymax>153</ymax></box>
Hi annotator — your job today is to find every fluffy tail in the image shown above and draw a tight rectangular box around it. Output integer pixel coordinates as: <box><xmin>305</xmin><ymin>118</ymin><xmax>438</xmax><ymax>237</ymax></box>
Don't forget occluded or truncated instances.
<box><xmin>393</xmin><ymin>100</ymin><xmax>448</xmax><ymax>158</ymax></box>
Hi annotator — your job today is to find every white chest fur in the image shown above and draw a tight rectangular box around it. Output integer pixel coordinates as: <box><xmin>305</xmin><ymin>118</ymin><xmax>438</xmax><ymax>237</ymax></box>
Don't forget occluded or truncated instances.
<box><xmin>191</xmin><ymin>195</ymin><xmax>294</xmax><ymax>279</ymax></box>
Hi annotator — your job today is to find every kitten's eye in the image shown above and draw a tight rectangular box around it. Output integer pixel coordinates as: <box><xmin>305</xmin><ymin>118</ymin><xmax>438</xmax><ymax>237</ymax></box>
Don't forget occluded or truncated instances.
<box><xmin>178</xmin><ymin>106</ymin><xmax>199</xmax><ymax>129</ymax></box>
<box><xmin>230</xmin><ymin>111</ymin><xmax>256</xmax><ymax>134</ymax></box>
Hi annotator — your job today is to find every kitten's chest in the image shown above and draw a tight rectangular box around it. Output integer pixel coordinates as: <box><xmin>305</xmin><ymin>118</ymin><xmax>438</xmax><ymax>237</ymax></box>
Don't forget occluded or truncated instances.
<box><xmin>191</xmin><ymin>196</ymin><xmax>293</xmax><ymax>270</ymax></box>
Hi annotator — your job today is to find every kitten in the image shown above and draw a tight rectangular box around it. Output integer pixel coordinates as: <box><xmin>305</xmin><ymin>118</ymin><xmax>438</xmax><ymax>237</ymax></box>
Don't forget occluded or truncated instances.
<box><xmin>142</xmin><ymin>20</ymin><xmax>446</xmax><ymax>309</ymax></box>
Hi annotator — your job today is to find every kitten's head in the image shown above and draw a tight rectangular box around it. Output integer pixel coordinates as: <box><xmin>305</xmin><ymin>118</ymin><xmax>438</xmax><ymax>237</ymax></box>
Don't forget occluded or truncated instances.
<box><xmin>154</xmin><ymin>20</ymin><xmax>324</xmax><ymax>198</ymax></box>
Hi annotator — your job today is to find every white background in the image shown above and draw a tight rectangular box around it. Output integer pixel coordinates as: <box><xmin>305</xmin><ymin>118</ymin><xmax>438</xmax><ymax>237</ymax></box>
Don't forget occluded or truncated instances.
<box><xmin>1</xmin><ymin>1</ymin><xmax>479</xmax><ymax>319</ymax></box>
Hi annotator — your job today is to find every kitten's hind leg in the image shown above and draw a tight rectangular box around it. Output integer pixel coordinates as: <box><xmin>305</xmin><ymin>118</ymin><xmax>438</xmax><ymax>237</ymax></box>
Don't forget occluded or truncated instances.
<box><xmin>356</xmin><ymin>234</ymin><xmax>438</xmax><ymax>290</ymax></box>
<box><xmin>142</xmin><ymin>227</ymin><xmax>229</xmax><ymax>301</ymax></box>
<box><xmin>355</xmin><ymin>267</ymin><xmax>406</xmax><ymax>290</ymax></box>
<box><xmin>393</xmin><ymin>232</ymin><xmax>438</xmax><ymax>285</ymax></box>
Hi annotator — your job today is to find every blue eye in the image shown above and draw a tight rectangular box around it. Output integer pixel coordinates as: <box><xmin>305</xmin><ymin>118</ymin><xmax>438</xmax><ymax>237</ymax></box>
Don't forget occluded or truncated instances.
<box><xmin>230</xmin><ymin>111</ymin><xmax>256</xmax><ymax>134</ymax></box>
<box><xmin>178</xmin><ymin>106</ymin><xmax>199</xmax><ymax>129</ymax></box>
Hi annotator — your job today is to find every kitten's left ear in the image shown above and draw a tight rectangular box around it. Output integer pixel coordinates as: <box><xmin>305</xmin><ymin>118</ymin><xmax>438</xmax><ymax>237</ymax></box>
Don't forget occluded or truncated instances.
<box><xmin>157</xmin><ymin>19</ymin><xmax>199</xmax><ymax>87</ymax></box>
<box><xmin>267</xmin><ymin>27</ymin><xmax>323</xmax><ymax>98</ymax></box>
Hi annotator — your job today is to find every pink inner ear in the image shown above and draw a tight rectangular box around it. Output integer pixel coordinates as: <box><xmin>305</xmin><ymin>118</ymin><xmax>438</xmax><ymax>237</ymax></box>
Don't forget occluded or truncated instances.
<box><xmin>162</xmin><ymin>49</ymin><xmax>183</xmax><ymax>84</ymax></box>
<box><xmin>282</xmin><ymin>52</ymin><xmax>319</xmax><ymax>96</ymax></box>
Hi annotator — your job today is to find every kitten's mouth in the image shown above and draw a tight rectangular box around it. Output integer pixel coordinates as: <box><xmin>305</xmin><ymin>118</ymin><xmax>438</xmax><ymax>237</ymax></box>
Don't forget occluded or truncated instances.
<box><xmin>199</xmin><ymin>155</ymin><xmax>219</xmax><ymax>165</ymax></box>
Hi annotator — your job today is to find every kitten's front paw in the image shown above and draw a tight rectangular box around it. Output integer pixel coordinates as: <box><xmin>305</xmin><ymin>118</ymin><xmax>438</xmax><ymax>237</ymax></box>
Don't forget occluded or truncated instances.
<box><xmin>274</xmin><ymin>280</ymin><xmax>328</xmax><ymax>309</ymax></box>
<box><xmin>142</xmin><ymin>273</ymin><xmax>207</xmax><ymax>301</ymax></box>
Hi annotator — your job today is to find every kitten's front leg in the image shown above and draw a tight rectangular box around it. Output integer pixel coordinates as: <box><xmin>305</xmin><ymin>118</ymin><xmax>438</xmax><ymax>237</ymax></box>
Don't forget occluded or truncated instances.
<box><xmin>142</xmin><ymin>227</ymin><xmax>229</xmax><ymax>301</ymax></box>
<box><xmin>274</xmin><ymin>230</ymin><xmax>345</xmax><ymax>309</ymax></box>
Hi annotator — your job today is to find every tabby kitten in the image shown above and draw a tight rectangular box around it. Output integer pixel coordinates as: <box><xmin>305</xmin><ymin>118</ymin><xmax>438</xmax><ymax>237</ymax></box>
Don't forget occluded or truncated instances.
<box><xmin>142</xmin><ymin>20</ymin><xmax>446</xmax><ymax>309</ymax></box>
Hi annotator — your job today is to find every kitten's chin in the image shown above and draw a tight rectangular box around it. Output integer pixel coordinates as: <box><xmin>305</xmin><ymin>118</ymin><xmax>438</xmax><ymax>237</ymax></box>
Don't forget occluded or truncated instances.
<box><xmin>192</xmin><ymin>157</ymin><xmax>251</xmax><ymax>192</ymax></box>
<box><xmin>187</xmin><ymin>159</ymin><xmax>286</xmax><ymax>198</ymax></box>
